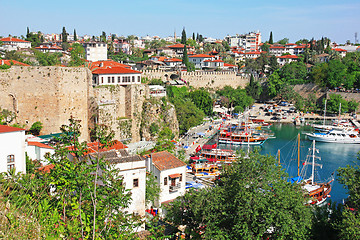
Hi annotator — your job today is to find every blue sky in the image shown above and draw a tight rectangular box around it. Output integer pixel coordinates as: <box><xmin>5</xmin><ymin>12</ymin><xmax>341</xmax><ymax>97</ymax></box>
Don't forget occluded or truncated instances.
<box><xmin>1</xmin><ymin>0</ymin><xmax>359</xmax><ymax>44</ymax></box>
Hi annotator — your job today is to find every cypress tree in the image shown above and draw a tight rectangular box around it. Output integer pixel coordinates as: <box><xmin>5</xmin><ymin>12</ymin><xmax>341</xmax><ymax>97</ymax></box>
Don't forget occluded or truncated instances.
<box><xmin>196</xmin><ymin>33</ymin><xmax>199</xmax><ymax>41</ymax></box>
<box><xmin>192</xmin><ymin>32</ymin><xmax>195</xmax><ymax>41</ymax></box>
<box><xmin>199</xmin><ymin>35</ymin><xmax>204</xmax><ymax>43</ymax></box>
<box><xmin>26</xmin><ymin>27</ymin><xmax>30</xmax><ymax>38</ymax></box>
<box><xmin>62</xmin><ymin>27</ymin><xmax>67</xmax><ymax>43</ymax></box>
<box><xmin>269</xmin><ymin>31</ymin><xmax>273</xmax><ymax>44</ymax></box>
<box><xmin>74</xmin><ymin>29</ymin><xmax>77</xmax><ymax>41</ymax></box>
<box><xmin>182</xmin><ymin>45</ymin><xmax>188</xmax><ymax>65</ymax></box>
<box><xmin>181</xmin><ymin>28</ymin><xmax>187</xmax><ymax>44</ymax></box>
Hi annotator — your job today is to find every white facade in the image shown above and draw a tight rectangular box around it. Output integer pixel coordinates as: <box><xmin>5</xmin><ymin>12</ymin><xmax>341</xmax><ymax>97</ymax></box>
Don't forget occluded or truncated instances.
<box><xmin>225</xmin><ymin>32</ymin><xmax>261</xmax><ymax>51</ymax></box>
<box><xmin>93</xmin><ymin>72</ymin><xmax>141</xmax><ymax>86</ymax></box>
<box><xmin>83</xmin><ymin>42</ymin><xmax>107</xmax><ymax>62</ymax></box>
<box><xmin>0</xmin><ymin>126</ymin><xmax>26</xmax><ymax>174</ymax></box>
<box><xmin>0</xmin><ymin>37</ymin><xmax>31</xmax><ymax>50</ymax></box>
<box><xmin>188</xmin><ymin>54</ymin><xmax>213</xmax><ymax>69</ymax></box>
<box><xmin>149</xmin><ymin>85</ymin><xmax>166</xmax><ymax>97</ymax></box>
<box><xmin>26</xmin><ymin>142</ymin><xmax>54</xmax><ymax>164</ymax></box>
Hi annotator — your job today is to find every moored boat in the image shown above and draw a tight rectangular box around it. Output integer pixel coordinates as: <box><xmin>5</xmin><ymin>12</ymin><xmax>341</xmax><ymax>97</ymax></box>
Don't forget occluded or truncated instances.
<box><xmin>306</xmin><ymin>129</ymin><xmax>360</xmax><ymax>144</ymax></box>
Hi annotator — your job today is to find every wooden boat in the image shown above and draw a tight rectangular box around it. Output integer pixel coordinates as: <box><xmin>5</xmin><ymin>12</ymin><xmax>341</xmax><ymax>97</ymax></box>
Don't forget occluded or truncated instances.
<box><xmin>218</xmin><ymin>129</ymin><xmax>267</xmax><ymax>145</ymax></box>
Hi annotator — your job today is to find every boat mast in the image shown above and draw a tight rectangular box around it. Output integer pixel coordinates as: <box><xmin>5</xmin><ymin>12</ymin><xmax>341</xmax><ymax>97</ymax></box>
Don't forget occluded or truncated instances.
<box><xmin>338</xmin><ymin>103</ymin><xmax>342</xmax><ymax>126</ymax></box>
<box><xmin>298</xmin><ymin>133</ymin><xmax>300</xmax><ymax>177</ymax></box>
<box><xmin>278</xmin><ymin>149</ymin><xmax>280</xmax><ymax>165</ymax></box>
<box><xmin>311</xmin><ymin>140</ymin><xmax>315</xmax><ymax>185</ymax></box>
<box><xmin>323</xmin><ymin>99</ymin><xmax>327</xmax><ymax>126</ymax></box>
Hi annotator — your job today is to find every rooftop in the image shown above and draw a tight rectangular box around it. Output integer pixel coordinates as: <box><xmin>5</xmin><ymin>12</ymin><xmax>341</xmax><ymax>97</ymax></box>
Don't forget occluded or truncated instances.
<box><xmin>150</xmin><ymin>151</ymin><xmax>186</xmax><ymax>171</ymax></box>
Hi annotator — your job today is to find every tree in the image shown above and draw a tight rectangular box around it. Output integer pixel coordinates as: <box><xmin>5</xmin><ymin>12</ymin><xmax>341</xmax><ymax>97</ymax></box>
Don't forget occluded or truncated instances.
<box><xmin>260</xmin><ymin>42</ymin><xmax>270</xmax><ymax>52</ymax></box>
<box><xmin>29</xmin><ymin>121</ymin><xmax>43</xmax><ymax>135</ymax></box>
<box><xmin>246</xmin><ymin>74</ymin><xmax>262</xmax><ymax>99</ymax></box>
<box><xmin>61</xmin><ymin>27</ymin><xmax>67</xmax><ymax>43</ymax></box>
<box><xmin>166</xmin><ymin>151</ymin><xmax>313</xmax><ymax>239</ymax></box>
<box><xmin>73</xmin><ymin>29</ymin><xmax>77</xmax><ymax>41</ymax></box>
<box><xmin>327</xmin><ymin>60</ymin><xmax>347</xmax><ymax>88</ymax></box>
<box><xmin>145</xmin><ymin>172</ymin><xmax>160</xmax><ymax>206</ymax></box>
<box><xmin>68</xmin><ymin>43</ymin><xmax>85</xmax><ymax>66</ymax></box>
<box><xmin>100</xmin><ymin>31</ymin><xmax>106</xmax><ymax>42</ymax></box>
<box><xmin>277</xmin><ymin>38</ymin><xmax>289</xmax><ymax>45</ymax></box>
<box><xmin>192</xmin><ymin>32</ymin><xmax>195</xmax><ymax>41</ymax></box>
<box><xmin>269</xmin><ymin>31</ymin><xmax>274</xmax><ymax>44</ymax></box>
<box><xmin>268</xmin><ymin>55</ymin><xmax>280</xmax><ymax>74</ymax></box>
<box><xmin>189</xmin><ymin>89</ymin><xmax>213</xmax><ymax>116</ymax></box>
<box><xmin>181</xmin><ymin>28</ymin><xmax>187</xmax><ymax>44</ymax></box>
<box><xmin>279</xmin><ymin>61</ymin><xmax>308</xmax><ymax>84</ymax></box>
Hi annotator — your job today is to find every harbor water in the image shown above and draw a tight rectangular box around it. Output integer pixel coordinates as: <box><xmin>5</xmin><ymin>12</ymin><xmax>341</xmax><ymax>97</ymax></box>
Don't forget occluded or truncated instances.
<box><xmin>206</xmin><ymin>123</ymin><xmax>360</xmax><ymax>204</ymax></box>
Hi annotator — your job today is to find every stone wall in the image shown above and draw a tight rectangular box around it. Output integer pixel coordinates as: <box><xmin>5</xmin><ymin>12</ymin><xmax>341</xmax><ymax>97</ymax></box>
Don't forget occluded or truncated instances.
<box><xmin>0</xmin><ymin>66</ymin><xmax>93</xmax><ymax>141</ymax></box>
<box><xmin>180</xmin><ymin>71</ymin><xmax>249</xmax><ymax>89</ymax></box>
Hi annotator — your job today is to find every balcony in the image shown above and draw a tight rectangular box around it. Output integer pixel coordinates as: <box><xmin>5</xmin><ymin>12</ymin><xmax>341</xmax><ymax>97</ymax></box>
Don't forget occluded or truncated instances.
<box><xmin>169</xmin><ymin>183</ymin><xmax>182</xmax><ymax>192</ymax></box>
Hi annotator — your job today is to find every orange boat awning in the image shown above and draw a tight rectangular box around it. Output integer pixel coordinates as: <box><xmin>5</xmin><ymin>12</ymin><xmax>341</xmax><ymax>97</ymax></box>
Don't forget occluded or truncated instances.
<box><xmin>169</xmin><ymin>173</ymin><xmax>181</xmax><ymax>178</ymax></box>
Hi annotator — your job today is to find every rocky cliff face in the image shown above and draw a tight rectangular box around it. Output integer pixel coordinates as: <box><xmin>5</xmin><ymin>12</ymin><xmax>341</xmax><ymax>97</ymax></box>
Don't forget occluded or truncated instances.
<box><xmin>140</xmin><ymin>98</ymin><xmax>179</xmax><ymax>141</ymax></box>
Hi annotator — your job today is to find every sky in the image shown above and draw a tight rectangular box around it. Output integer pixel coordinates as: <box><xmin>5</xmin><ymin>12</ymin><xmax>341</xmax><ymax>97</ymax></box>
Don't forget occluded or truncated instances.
<box><xmin>1</xmin><ymin>0</ymin><xmax>359</xmax><ymax>44</ymax></box>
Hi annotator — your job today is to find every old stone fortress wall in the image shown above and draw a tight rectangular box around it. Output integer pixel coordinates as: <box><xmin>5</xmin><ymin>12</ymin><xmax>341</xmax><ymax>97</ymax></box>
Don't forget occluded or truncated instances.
<box><xmin>0</xmin><ymin>66</ymin><xmax>249</xmax><ymax>141</ymax></box>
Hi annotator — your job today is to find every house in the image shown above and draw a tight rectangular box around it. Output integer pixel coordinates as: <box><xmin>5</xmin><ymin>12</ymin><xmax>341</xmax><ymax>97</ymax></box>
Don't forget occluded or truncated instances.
<box><xmin>0</xmin><ymin>60</ymin><xmax>30</xmax><ymax>66</ymax></box>
<box><xmin>0</xmin><ymin>125</ymin><xmax>26</xmax><ymax>174</ymax></box>
<box><xmin>188</xmin><ymin>54</ymin><xmax>213</xmax><ymax>69</ymax></box>
<box><xmin>203</xmin><ymin>59</ymin><xmax>224</xmax><ymax>69</ymax></box>
<box><xmin>167</xmin><ymin>43</ymin><xmax>186</xmax><ymax>56</ymax></box>
<box><xmin>91</xmin><ymin>60</ymin><xmax>142</xmax><ymax>86</ymax></box>
<box><xmin>35</xmin><ymin>44</ymin><xmax>63</xmax><ymax>53</ymax></box>
<box><xmin>145</xmin><ymin>151</ymin><xmax>186</xmax><ymax>210</ymax></box>
<box><xmin>333</xmin><ymin>48</ymin><xmax>347</xmax><ymax>57</ymax></box>
<box><xmin>225</xmin><ymin>32</ymin><xmax>261</xmax><ymax>51</ymax></box>
<box><xmin>293</xmin><ymin>45</ymin><xmax>307</xmax><ymax>55</ymax></box>
<box><xmin>163</xmin><ymin>58</ymin><xmax>182</xmax><ymax>68</ymax></box>
<box><xmin>269</xmin><ymin>45</ymin><xmax>286</xmax><ymax>56</ymax></box>
<box><xmin>0</xmin><ymin>37</ymin><xmax>31</xmax><ymax>51</ymax></box>
<box><xmin>26</xmin><ymin>141</ymin><xmax>55</xmax><ymax>164</ymax></box>
<box><xmin>315</xmin><ymin>53</ymin><xmax>330</xmax><ymax>63</ymax></box>
<box><xmin>83</xmin><ymin>42</ymin><xmax>107</xmax><ymax>62</ymax></box>
<box><xmin>90</xmin><ymin>150</ymin><xmax>146</xmax><ymax>224</ymax></box>
<box><xmin>223</xmin><ymin>63</ymin><xmax>238</xmax><ymax>71</ymax></box>
<box><xmin>277</xmin><ymin>55</ymin><xmax>298</xmax><ymax>66</ymax></box>
<box><xmin>244</xmin><ymin>51</ymin><xmax>262</xmax><ymax>59</ymax></box>
<box><xmin>149</xmin><ymin>85</ymin><xmax>166</xmax><ymax>97</ymax></box>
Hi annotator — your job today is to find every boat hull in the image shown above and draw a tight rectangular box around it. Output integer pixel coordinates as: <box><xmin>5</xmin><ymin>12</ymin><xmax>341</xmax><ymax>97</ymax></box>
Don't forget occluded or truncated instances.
<box><xmin>306</xmin><ymin>133</ymin><xmax>360</xmax><ymax>144</ymax></box>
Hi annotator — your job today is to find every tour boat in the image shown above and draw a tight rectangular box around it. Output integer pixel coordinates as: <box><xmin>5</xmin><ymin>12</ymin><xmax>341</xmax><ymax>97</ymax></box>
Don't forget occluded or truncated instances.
<box><xmin>301</xmin><ymin>140</ymin><xmax>334</xmax><ymax>205</ymax></box>
<box><xmin>191</xmin><ymin>162</ymin><xmax>220</xmax><ymax>177</ymax></box>
<box><xmin>218</xmin><ymin>129</ymin><xmax>268</xmax><ymax>145</ymax></box>
<box><xmin>288</xmin><ymin>135</ymin><xmax>334</xmax><ymax>205</ymax></box>
<box><xmin>306</xmin><ymin>129</ymin><xmax>360</xmax><ymax>144</ymax></box>
<box><xmin>194</xmin><ymin>144</ymin><xmax>237</xmax><ymax>163</ymax></box>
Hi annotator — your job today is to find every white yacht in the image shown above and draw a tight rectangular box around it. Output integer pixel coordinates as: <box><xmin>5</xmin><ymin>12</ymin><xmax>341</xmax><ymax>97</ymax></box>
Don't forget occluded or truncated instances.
<box><xmin>306</xmin><ymin>129</ymin><xmax>360</xmax><ymax>144</ymax></box>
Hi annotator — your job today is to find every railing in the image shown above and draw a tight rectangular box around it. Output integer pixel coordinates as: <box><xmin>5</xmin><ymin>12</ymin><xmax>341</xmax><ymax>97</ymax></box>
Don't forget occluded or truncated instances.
<box><xmin>169</xmin><ymin>183</ymin><xmax>182</xmax><ymax>192</ymax></box>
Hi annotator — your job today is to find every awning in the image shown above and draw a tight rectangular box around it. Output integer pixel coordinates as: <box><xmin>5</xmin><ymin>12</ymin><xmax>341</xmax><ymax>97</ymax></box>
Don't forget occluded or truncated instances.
<box><xmin>169</xmin><ymin>173</ymin><xmax>181</xmax><ymax>178</ymax></box>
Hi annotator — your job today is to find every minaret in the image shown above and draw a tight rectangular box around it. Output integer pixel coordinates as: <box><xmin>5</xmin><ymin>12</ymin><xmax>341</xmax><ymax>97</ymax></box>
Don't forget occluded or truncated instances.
<box><xmin>174</xmin><ymin>29</ymin><xmax>176</xmax><ymax>43</ymax></box>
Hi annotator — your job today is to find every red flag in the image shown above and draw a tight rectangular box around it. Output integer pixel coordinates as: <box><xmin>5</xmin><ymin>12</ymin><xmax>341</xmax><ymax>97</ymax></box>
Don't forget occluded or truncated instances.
<box><xmin>212</xmin><ymin>143</ymin><xmax>217</xmax><ymax>149</ymax></box>
<box><xmin>195</xmin><ymin>145</ymin><xmax>201</xmax><ymax>152</ymax></box>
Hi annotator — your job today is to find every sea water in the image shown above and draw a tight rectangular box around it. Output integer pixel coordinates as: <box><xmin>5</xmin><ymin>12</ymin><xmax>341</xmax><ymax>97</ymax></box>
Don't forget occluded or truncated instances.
<box><xmin>206</xmin><ymin>123</ymin><xmax>360</xmax><ymax>204</ymax></box>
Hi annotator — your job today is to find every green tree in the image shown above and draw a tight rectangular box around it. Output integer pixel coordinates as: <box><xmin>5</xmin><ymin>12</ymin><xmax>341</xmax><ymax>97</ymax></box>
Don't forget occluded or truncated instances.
<box><xmin>279</xmin><ymin>61</ymin><xmax>308</xmax><ymax>84</ymax></box>
<box><xmin>181</xmin><ymin>28</ymin><xmax>187</xmax><ymax>44</ymax></box>
<box><xmin>33</xmin><ymin>50</ymin><xmax>62</xmax><ymax>66</ymax></box>
<box><xmin>61</xmin><ymin>27</ymin><xmax>67</xmax><ymax>43</ymax></box>
<box><xmin>100</xmin><ymin>31</ymin><xmax>106</xmax><ymax>42</ymax></box>
<box><xmin>268</xmin><ymin>55</ymin><xmax>280</xmax><ymax>74</ymax></box>
<box><xmin>0</xmin><ymin>108</ymin><xmax>16</xmax><ymax>125</ymax></box>
<box><xmin>192</xmin><ymin>32</ymin><xmax>195</xmax><ymax>41</ymax></box>
<box><xmin>166</xmin><ymin>151</ymin><xmax>313</xmax><ymax>239</ymax></box>
<box><xmin>260</xmin><ymin>42</ymin><xmax>270</xmax><ymax>52</ymax></box>
<box><xmin>73</xmin><ymin>29</ymin><xmax>77</xmax><ymax>41</ymax></box>
<box><xmin>269</xmin><ymin>31</ymin><xmax>274</xmax><ymax>44</ymax></box>
<box><xmin>327</xmin><ymin>60</ymin><xmax>347</xmax><ymax>88</ymax></box>
<box><xmin>29</xmin><ymin>121</ymin><xmax>43</xmax><ymax>135</ymax></box>
<box><xmin>277</xmin><ymin>38</ymin><xmax>289</xmax><ymax>45</ymax></box>
<box><xmin>68</xmin><ymin>43</ymin><xmax>85</xmax><ymax>66</ymax></box>
<box><xmin>326</xmin><ymin>94</ymin><xmax>348</xmax><ymax>114</ymax></box>
<box><xmin>189</xmin><ymin>89</ymin><xmax>213</xmax><ymax>116</ymax></box>
<box><xmin>246</xmin><ymin>74</ymin><xmax>262</xmax><ymax>99</ymax></box>
<box><xmin>267</xmin><ymin>70</ymin><xmax>284</xmax><ymax>98</ymax></box>
<box><xmin>146</xmin><ymin>172</ymin><xmax>160</xmax><ymax>206</ymax></box>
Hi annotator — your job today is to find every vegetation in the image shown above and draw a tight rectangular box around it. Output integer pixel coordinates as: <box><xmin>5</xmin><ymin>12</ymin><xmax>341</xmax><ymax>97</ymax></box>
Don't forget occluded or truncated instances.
<box><xmin>33</xmin><ymin>50</ymin><xmax>62</xmax><ymax>66</ymax></box>
<box><xmin>29</xmin><ymin>121</ymin><xmax>43</xmax><ymax>135</ymax></box>
<box><xmin>217</xmin><ymin>86</ymin><xmax>254</xmax><ymax>113</ymax></box>
<box><xmin>166</xmin><ymin>151</ymin><xmax>313</xmax><ymax>239</ymax></box>
<box><xmin>68</xmin><ymin>42</ymin><xmax>85</xmax><ymax>66</ymax></box>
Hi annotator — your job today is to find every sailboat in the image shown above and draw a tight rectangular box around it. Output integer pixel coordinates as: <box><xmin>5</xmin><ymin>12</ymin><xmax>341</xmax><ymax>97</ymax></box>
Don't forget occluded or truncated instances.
<box><xmin>290</xmin><ymin>134</ymin><xmax>334</xmax><ymax>205</ymax></box>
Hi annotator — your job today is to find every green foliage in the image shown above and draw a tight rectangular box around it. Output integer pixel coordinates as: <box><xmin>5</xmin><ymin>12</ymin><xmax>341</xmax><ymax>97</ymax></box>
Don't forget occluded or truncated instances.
<box><xmin>148</xmin><ymin>78</ymin><xmax>163</xmax><ymax>85</ymax></box>
<box><xmin>166</xmin><ymin>151</ymin><xmax>313</xmax><ymax>239</ymax></box>
<box><xmin>245</xmin><ymin>74</ymin><xmax>262</xmax><ymax>99</ymax></box>
<box><xmin>260</xmin><ymin>42</ymin><xmax>270</xmax><ymax>52</ymax></box>
<box><xmin>217</xmin><ymin>86</ymin><xmax>254</xmax><ymax>112</ymax></box>
<box><xmin>29</xmin><ymin>121</ymin><xmax>43</xmax><ymax>135</ymax></box>
<box><xmin>188</xmin><ymin>89</ymin><xmax>213</xmax><ymax>116</ymax></box>
<box><xmin>0</xmin><ymin>108</ymin><xmax>16</xmax><ymax>125</ymax></box>
<box><xmin>61</xmin><ymin>27</ymin><xmax>67</xmax><ymax>43</ymax></box>
<box><xmin>145</xmin><ymin>172</ymin><xmax>160</xmax><ymax>205</ymax></box>
<box><xmin>181</xmin><ymin>28</ymin><xmax>187</xmax><ymax>44</ymax></box>
<box><xmin>68</xmin><ymin>43</ymin><xmax>85</xmax><ymax>67</ymax></box>
<box><xmin>269</xmin><ymin>31</ymin><xmax>274</xmax><ymax>44</ymax></box>
<box><xmin>326</xmin><ymin>94</ymin><xmax>351</xmax><ymax>113</ymax></box>
<box><xmin>25</xmin><ymin>31</ymin><xmax>42</xmax><ymax>47</ymax></box>
<box><xmin>278</xmin><ymin>61</ymin><xmax>308</xmax><ymax>84</ymax></box>
<box><xmin>149</xmin><ymin>122</ymin><xmax>159</xmax><ymax>136</ymax></box>
<box><xmin>277</xmin><ymin>38</ymin><xmax>289</xmax><ymax>45</ymax></box>
<box><xmin>33</xmin><ymin>50</ymin><xmax>61</xmax><ymax>66</ymax></box>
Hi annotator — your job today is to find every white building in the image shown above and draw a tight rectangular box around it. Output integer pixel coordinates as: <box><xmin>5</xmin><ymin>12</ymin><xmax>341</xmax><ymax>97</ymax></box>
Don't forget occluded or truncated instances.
<box><xmin>277</xmin><ymin>55</ymin><xmax>299</xmax><ymax>66</ymax></box>
<box><xmin>83</xmin><ymin>42</ymin><xmax>107</xmax><ymax>62</ymax></box>
<box><xmin>163</xmin><ymin>58</ymin><xmax>182</xmax><ymax>68</ymax></box>
<box><xmin>188</xmin><ymin>54</ymin><xmax>213</xmax><ymax>69</ymax></box>
<box><xmin>91</xmin><ymin>150</ymin><xmax>146</xmax><ymax>220</ymax></box>
<box><xmin>0</xmin><ymin>37</ymin><xmax>31</xmax><ymax>51</ymax></box>
<box><xmin>149</xmin><ymin>85</ymin><xmax>166</xmax><ymax>97</ymax></box>
<box><xmin>26</xmin><ymin>141</ymin><xmax>55</xmax><ymax>164</ymax></box>
<box><xmin>225</xmin><ymin>32</ymin><xmax>261</xmax><ymax>51</ymax></box>
<box><xmin>35</xmin><ymin>45</ymin><xmax>63</xmax><ymax>53</ymax></box>
<box><xmin>203</xmin><ymin>59</ymin><xmax>224</xmax><ymax>69</ymax></box>
<box><xmin>0</xmin><ymin>125</ymin><xmax>26</xmax><ymax>174</ymax></box>
<box><xmin>146</xmin><ymin>151</ymin><xmax>186</xmax><ymax>209</ymax></box>
<box><xmin>92</xmin><ymin>66</ymin><xmax>142</xmax><ymax>86</ymax></box>
<box><xmin>269</xmin><ymin>45</ymin><xmax>286</xmax><ymax>56</ymax></box>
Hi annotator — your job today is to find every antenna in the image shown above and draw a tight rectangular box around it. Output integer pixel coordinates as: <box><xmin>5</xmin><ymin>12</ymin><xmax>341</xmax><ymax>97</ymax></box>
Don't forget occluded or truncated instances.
<box><xmin>355</xmin><ymin>32</ymin><xmax>358</xmax><ymax>44</ymax></box>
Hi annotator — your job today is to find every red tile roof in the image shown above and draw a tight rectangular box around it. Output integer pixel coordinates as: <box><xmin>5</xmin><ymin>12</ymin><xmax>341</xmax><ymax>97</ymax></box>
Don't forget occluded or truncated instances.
<box><xmin>0</xmin><ymin>37</ymin><xmax>30</xmax><ymax>43</ymax></box>
<box><xmin>333</xmin><ymin>48</ymin><xmax>347</xmax><ymax>52</ymax></box>
<box><xmin>68</xmin><ymin>140</ymin><xmax>128</xmax><ymax>156</ymax></box>
<box><xmin>188</xmin><ymin>54</ymin><xmax>212</xmax><ymax>58</ymax></box>
<box><xmin>151</xmin><ymin>151</ymin><xmax>186</xmax><ymax>171</ymax></box>
<box><xmin>38</xmin><ymin>164</ymin><xmax>55</xmax><ymax>173</ymax></box>
<box><xmin>89</xmin><ymin>60</ymin><xmax>131</xmax><ymax>70</ymax></box>
<box><xmin>28</xmin><ymin>141</ymin><xmax>54</xmax><ymax>149</ymax></box>
<box><xmin>278</xmin><ymin>55</ymin><xmax>298</xmax><ymax>59</ymax></box>
<box><xmin>168</xmin><ymin>43</ymin><xmax>185</xmax><ymax>49</ymax></box>
<box><xmin>245</xmin><ymin>51</ymin><xmax>262</xmax><ymax>55</ymax></box>
<box><xmin>92</xmin><ymin>66</ymin><xmax>141</xmax><ymax>75</ymax></box>
<box><xmin>164</xmin><ymin>58</ymin><xmax>182</xmax><ymax>62</ymax></box>
<box><xmin>35</xmin><ymin>45</ymin><xmax>63</xmax><ymax>50</ymax></box>
<box><xmin>204</xmin><ymin>59</ymin><xmax>224</xmax><ymax>62</ymax></box>
<box><xmin>0</xmin><ymin>60</ymin><xmax>30</xmax><ymax>66</ymax></box>
<box><xmin>0</xmin><ymin>125</ymin><xmax>25</xmax><ymax>133</ymax></box>
<box><xmin>270</xmin><ymin>46</ymin><xmax>285</xmax><ymax>49</ymax></box>
<box><xmin>224</xmin><ymin>63</ymin><xmax>237</xmax><ymax>67</ymax></box>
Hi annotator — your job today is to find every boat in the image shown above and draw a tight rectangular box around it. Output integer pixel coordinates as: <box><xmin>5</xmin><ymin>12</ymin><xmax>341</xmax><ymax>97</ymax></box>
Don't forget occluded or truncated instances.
<box><xmin>305</xmin><ymin>129</ymin><xmax>360</xmax><ymax>144</ymax></box>
<box><xmin>288</xmin><ymin>134</ymin><xmax>334</xmax><ymax>205</ymax></box>
<box><xmin>191</xmin><ymin>162</ymin><xmax>220</xmax><ymax>177</ymax></box>
<box><xmin>194</xmin><ymin>144</ymin><xmax>237</xmax><ymax>163</ymax></box>
<box><xmin>300</xmin><ymin>140</ymin><xmax>334</xmax><ymax>205</ymax></box>
<box><xmin>218</xmin><ymin>129</ymin><xmax>268</xmax><ymax>145</ymax></box>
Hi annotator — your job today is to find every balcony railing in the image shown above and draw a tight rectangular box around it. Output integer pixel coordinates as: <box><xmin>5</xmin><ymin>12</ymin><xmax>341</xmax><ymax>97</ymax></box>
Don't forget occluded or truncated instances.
<box><xmin>169</xmin><ymin>183</ymin><xmax>182</xmax><ymax>192</ymax></box>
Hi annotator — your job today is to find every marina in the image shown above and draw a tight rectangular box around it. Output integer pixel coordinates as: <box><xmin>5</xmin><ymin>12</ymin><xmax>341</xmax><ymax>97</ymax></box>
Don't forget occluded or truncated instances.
<box><xmin>204</xmin><ymin>123</ymin><xmax>360</xmax><ymax>204</ymax></box>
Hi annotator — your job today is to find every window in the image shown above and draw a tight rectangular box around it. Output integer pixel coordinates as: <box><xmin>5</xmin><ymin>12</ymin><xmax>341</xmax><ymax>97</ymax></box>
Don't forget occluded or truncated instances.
<box><xmin>108</xmin><ymin>77</ymin><xmax>110</xmax><ymax>83</ymax></box>
<box><xmin>164</xmin><ymin>177</ymin><xmax>167</xmax><ymax>185</ymax></box>
<box><xmin>133</xmin><ymin>178</ymin><xmax>139</xmax><ymax>188</ymax></box>
<box><xmin>180</xmin><ymin>174</ymin><xmax>182</xmax><ymax>182</ymax></box>
<box><xmin>7</xmin><ymin>164</ymin><xmax>15</xmax><ymax>171</ymax></box>
<box><xmin>132</xmin><ymin>76</ymin><xmax>135</xmax><ymax>82</ymax></box>
<box><xmin>112</xmin><ymin>77</ymin><xmax>115</xmax><ymax>83</ymax></box>
<box><xmin>118</xmin><ymin>76</ymin><xmax>121</xmax><ymax>83</ymax></box>
<box><xmin>138</xmin><ymin>76</ymin><xmax>140</xmax><ymax>82</ymax></box>
<box><xmin>7</xmin><ymin>155</ymin><xmax>14</xmax><ymax>163</ymax></box>
<box><xmin>101</xmin><ymin>77</ymin><xmax>103</xmax><ymax>84</ymax></box>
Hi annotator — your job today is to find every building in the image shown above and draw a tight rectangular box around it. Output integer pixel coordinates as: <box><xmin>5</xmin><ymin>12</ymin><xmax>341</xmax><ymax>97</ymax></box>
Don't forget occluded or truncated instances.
<box><xmin>149</xmin><ymin>85</ymin><xmax>166</xmax><ymax>97</ymax></box>
<box><xmin>92</xmin><ymin>66</ymin><xmax>142</xmax><ymax>86</ymax></box>
<box><xmin>0</xmin><ymin>125</ymin><xmax>26</xmax><ymax>174</ymax></box>
<box><xmin>244</xmin><ymin>51</ymin><xmax>263</xmax><ymax>59</ymax></box>
<box><xmin>26</xmin><ymin>141</ymin><xmax>55</xmax><ymax>164</ymax></box>
<box><xmin>83</xmin><ymin>42</ymin><xmax>107</xmax><ymax>62</ymax></box>
<box><xmin>277</xmin><ymin>55</ymin><xmax>298</xmax><ymax>66</ymax></box>
<box><xmin>333</xmin><ymin>48</ymin><xmax>347</xmax><ymax>57</ymax></box>
<box><xmin>35</xmin><ymin>44</ymin><xmax>63</xmax><ymax>53</ymax></box>
<box><xmin>90</xmin><ymin>150</ymin><xmax>146</xmax><ymax>222</ymax></box>
<box><xmin>203</xmin><ymin>59</ymin><xmax>224</xmax><ymax>69</ymax></box>
<box><xmin>225</xmin><ymin>32</ymin><xmax>261</xmax><ymax>52</ymax></box>
<box><xmin>269</xmin><ymin>45</ymin><xmax>286</xmax><ymax>56</ymax></box>
<box><xmin>188</xmin><ymin>54</ymin><xmax>213</xmax><ymax>69</ymax></box>
<box><xmin>145</xmin><ymin>151</ymin><xmax>186</xmax><ymax>209</ymax></box>
<box><xmin>163</xmin><ymin>58</ymin><xmax>182</xmax><ymax>68</ymax></box>
<box><xmin>0</xmin><ymin>37</ymin><xmax>31</xmax><ymax>51</ymax></box>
